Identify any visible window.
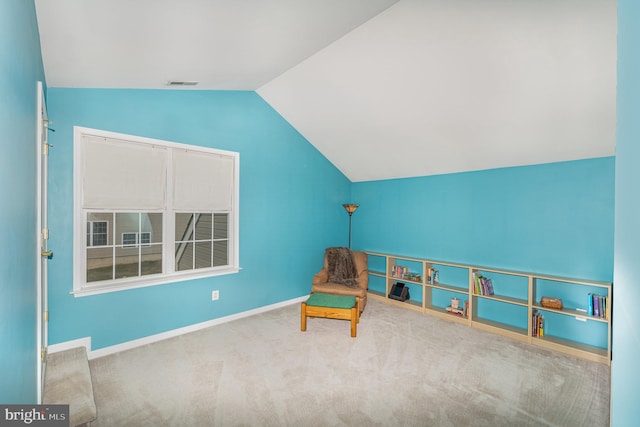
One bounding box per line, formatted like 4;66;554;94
87;221;108;246
121;231;152;248
73;127;239;296
175;212;228;271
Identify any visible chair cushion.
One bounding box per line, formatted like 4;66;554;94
312;281;367;298
306;293;356;309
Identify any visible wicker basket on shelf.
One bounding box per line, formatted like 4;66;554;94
540;296;563;310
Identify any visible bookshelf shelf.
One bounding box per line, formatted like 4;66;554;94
532;305;609;323
471;317;528;338
475;293;528;307
429;282;467;294
365;251;612;365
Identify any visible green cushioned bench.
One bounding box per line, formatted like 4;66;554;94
301;293;359;337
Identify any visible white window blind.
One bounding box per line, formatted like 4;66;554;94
74;126;240;297
172;149;234;211
81;135;168;210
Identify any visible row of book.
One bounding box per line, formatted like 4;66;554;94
472;272;494;296
390;265;410;279
427;268;439;284
588;293;608;319
390;265;421;282
532;309;545;337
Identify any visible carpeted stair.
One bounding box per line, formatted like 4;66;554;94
43;347;97;426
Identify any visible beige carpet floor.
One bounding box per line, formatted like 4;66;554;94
88;298;610;426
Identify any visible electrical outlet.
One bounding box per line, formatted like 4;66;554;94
211;290;219;301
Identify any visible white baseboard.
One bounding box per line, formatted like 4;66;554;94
49;295;307;360
48;337;92;354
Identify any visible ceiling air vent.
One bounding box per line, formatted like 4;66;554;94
167;81;199;86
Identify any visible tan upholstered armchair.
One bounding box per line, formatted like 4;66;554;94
312;248;368;314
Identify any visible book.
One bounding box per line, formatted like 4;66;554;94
484;277;494;295
532;309;545;337
446;305;466;318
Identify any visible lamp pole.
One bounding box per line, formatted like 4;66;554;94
342;204;359;248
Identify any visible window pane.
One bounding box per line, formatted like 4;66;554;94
214;213;228;239
122;232;137;247
87;247;113;282
116;213;139;246
195;241;212;269
213;240;228;266
115;246;139;279
140;232;151;245
87;212;113;246
175;213;193;241
195;213;212;240
176;242;193;271
141;244;162;276
142;213;162;244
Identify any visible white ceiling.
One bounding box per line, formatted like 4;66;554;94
35;0;617;182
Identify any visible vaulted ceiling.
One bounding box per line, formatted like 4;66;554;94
35;0;617;182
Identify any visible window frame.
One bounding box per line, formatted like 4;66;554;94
73;127;240;297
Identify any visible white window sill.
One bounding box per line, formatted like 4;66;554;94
71;266;241;297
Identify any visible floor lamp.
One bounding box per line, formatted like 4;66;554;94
342;204;359;248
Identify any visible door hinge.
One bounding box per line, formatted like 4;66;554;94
44;311;49;322
42;228;49;241
40;346;46;361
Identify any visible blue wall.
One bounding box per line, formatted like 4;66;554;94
45;89;351;349
0;0;46;403
352;158;615;281
612;1;640;425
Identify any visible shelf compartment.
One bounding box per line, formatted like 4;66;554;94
472;269;529;301
425;262;468;287
366;253;387;276
532;305;608;323
387;280;423;305
425;305;469;324
367;274;387;296
472;296;529;333
533;277;610;320
428;286;468;313
531;309;608;350
388;256;424;283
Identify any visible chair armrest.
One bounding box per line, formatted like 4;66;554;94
312;269;329;286
356;269;369;290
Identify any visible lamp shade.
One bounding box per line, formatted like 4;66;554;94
343;203;359;215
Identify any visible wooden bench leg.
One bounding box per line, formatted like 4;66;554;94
350;306;357;337
301;302;307;332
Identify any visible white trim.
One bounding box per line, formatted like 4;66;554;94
73;126;240;295
35;81;45;404
85;296;307;359
48;337;92;354
72;266;242;297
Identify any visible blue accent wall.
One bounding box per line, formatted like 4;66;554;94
352;158;614;281
612;1;640;425
45;88;351;349
0;0;45;403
